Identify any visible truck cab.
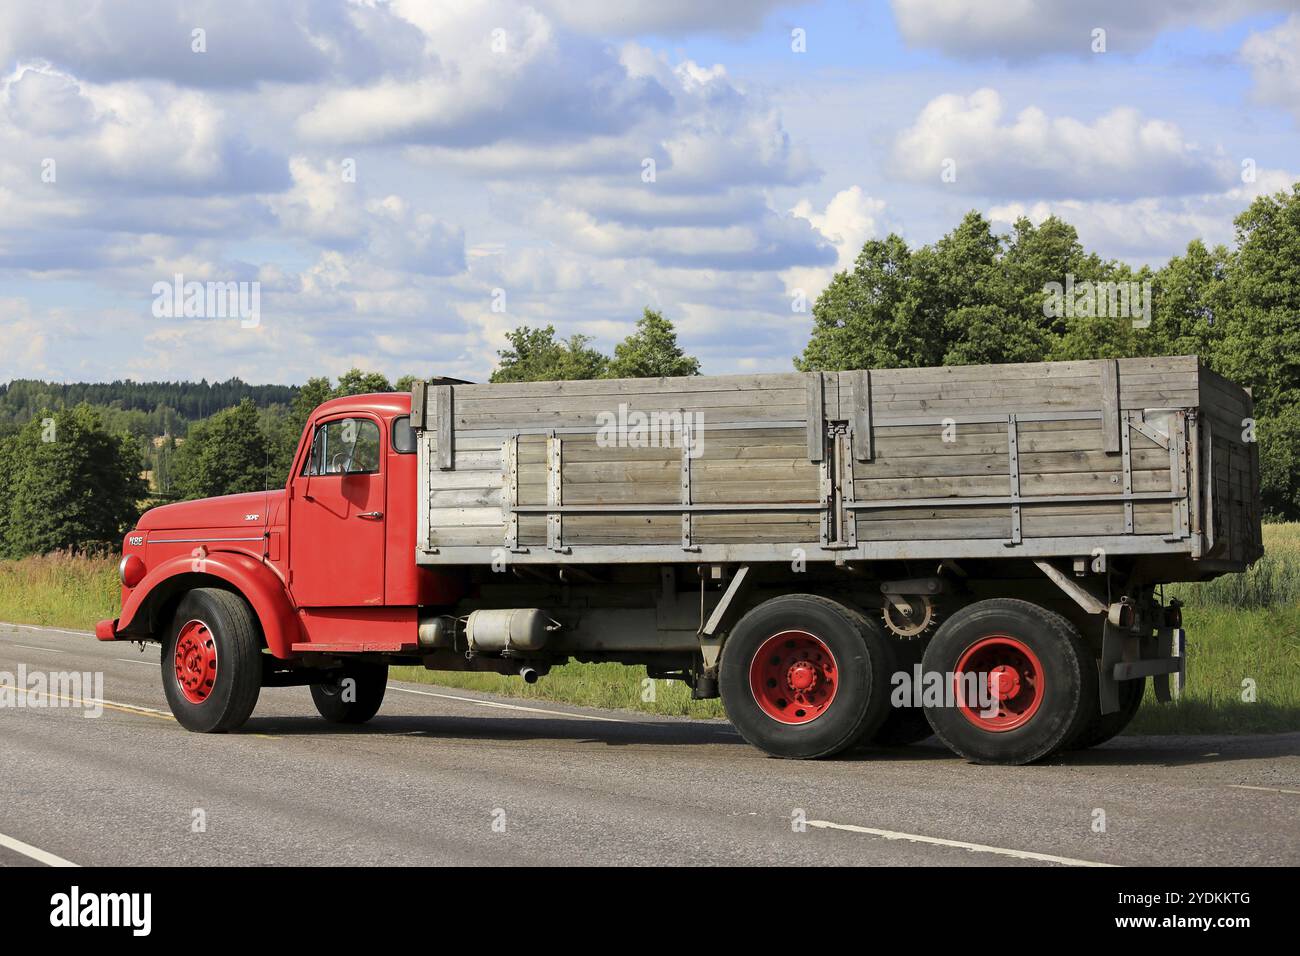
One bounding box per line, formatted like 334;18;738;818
98;392;463;689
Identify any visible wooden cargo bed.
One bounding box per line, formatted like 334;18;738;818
411;356;1263;573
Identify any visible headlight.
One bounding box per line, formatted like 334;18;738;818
119;554;146;588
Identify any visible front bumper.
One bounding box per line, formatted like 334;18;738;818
95;618;118;642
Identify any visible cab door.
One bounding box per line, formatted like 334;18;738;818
288;414;387;606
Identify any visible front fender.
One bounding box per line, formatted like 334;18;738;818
117;551;302;659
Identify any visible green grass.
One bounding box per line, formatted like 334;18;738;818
0;552;121;630
392;661;726;719
3;526;1298;733
1126;604;1300;734
1167;523;1300;609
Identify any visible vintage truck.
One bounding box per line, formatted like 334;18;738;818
95;355;1262;765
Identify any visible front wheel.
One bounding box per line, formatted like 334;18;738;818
720;594;893;759
921;599;1095;765
311;661;388;724
162;588;263;733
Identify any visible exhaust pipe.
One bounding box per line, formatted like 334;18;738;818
519;666;539;684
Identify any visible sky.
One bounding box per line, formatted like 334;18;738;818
0;0;1298;386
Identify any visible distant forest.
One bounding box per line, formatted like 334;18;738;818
0;378;298;429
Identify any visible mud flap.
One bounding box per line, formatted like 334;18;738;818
1153;626;1186;703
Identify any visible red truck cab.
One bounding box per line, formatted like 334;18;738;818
98;392;463;662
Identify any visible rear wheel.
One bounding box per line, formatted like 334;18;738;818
311;661;389;724
921;599;1095;765
720;594;892;759
1071;676;1145;750
162;588;263;733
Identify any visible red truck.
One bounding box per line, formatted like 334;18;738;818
96;356;1262;765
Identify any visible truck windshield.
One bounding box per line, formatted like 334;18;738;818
303;418;381;476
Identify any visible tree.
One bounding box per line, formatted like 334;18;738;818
333;369;393;396
795;234;936;371
1217;184;1300;413
171;399;272;500
2;404;146;557
270;376;334;482
1144;239;1229;362
490;325;608;382
606;309;701;378
1216;184;1300;518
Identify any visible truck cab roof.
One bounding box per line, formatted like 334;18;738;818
311;391;412;419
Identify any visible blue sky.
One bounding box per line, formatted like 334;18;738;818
1;0;1297;386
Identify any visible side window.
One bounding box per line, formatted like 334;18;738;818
301;418;382;476
392;416;416;454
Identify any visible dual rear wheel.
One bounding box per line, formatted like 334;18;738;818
720;594;1141;765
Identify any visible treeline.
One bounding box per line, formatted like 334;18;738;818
0;371;403;556
0;377;298;426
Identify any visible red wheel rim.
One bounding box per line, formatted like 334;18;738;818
748;629;839;725
174;619;218;705
954;634;1044;732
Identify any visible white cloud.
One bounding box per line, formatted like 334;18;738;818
539;0;811;36
0;0;424;88
891;88;1233;199
270;159;464;274
987;166;1299;261
298;2;672;147
0;64;288;197
889;0;1293;59
784;186;887;302
1242;14;1300;123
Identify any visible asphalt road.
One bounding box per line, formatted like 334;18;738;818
1;621;1297;867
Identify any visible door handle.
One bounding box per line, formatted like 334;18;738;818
357;511;384;520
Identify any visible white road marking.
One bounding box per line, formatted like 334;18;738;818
390;685;629;723
115;658;156;667
1229;784;1300;796
0;622;92;637
9;643;65;653
806;820;1117;867
0;831;79;867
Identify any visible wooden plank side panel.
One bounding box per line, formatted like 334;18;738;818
419;356;1218;560
855;506;1010;541
694;513;821;544
834;356;1199;419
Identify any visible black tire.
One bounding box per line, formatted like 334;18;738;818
162;588;263;733
1070;676;1145;750
720;594;893;759
921;599;1096;765
310;661;389;724
869;636;934;747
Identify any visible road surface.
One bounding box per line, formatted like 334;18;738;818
1;621;1296;866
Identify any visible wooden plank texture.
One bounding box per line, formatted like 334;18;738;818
415;355;1260;566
